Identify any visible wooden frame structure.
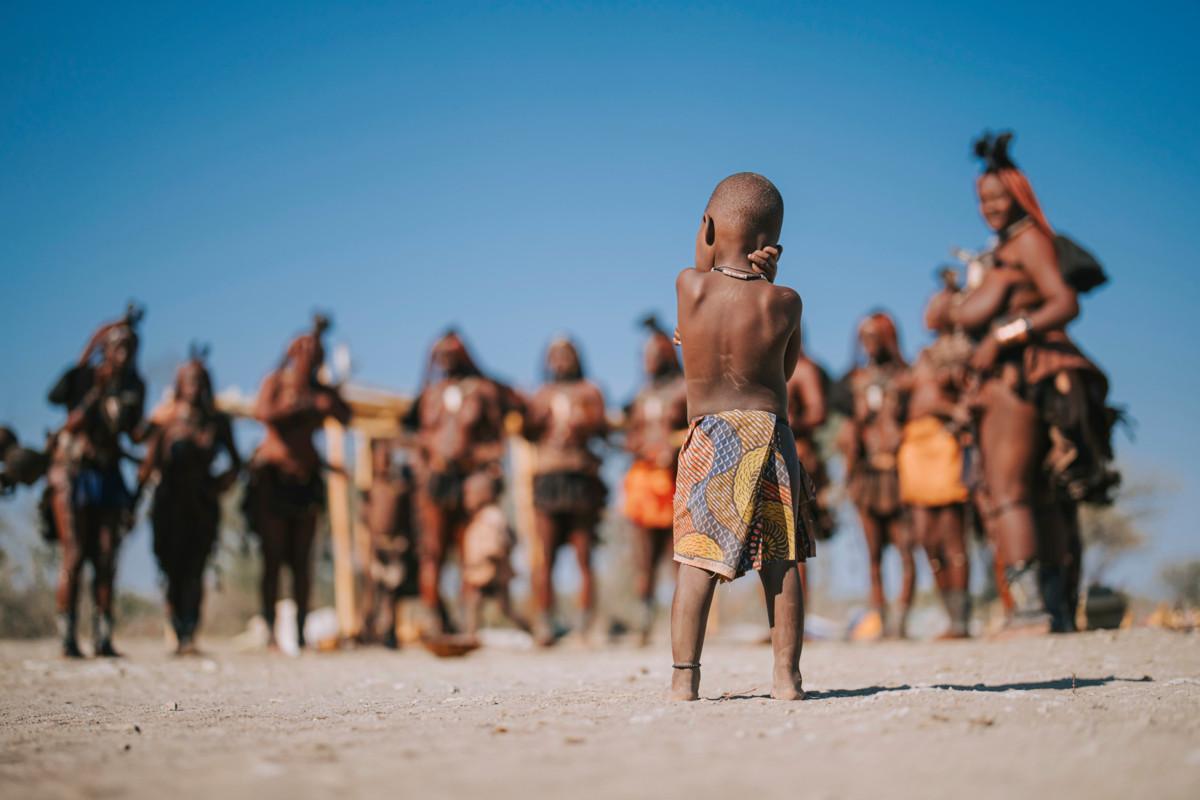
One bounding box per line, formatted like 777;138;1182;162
219;382;549;640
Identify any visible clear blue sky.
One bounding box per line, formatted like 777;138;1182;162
2;1;1197;596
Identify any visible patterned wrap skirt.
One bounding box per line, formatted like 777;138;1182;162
672;410;816;581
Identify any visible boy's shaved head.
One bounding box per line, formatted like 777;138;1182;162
706;172;784;241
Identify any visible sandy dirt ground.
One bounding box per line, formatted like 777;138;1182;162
1;629;1198;800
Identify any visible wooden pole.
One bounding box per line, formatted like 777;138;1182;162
352;430;373;575
324;419;358;639
505;414;541;577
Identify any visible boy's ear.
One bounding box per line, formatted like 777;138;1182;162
703;214;716;247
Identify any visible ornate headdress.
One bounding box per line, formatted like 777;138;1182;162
176;342;216;412
973;130;1054;238
283;313;331;369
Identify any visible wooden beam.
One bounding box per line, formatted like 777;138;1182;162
324;419;358;639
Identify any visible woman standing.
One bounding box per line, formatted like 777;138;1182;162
948;132;1111;632
139;349;240;654
840;312;914;638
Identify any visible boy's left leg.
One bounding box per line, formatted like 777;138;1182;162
759;561;805;700
669;564;718;701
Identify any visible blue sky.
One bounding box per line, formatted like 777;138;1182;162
2;1;1197;596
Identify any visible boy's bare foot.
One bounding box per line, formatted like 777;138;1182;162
771;667;806;701
669;664;700;701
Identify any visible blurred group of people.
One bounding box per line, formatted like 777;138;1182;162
2;310;242;656
0;130;1121;657
0;309;687;655
837;133;1119;638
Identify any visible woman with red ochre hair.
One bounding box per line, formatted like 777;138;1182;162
839;310;915;639
945;132;1112;634
244;316;351;650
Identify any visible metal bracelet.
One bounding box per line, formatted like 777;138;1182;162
994;315;1032;346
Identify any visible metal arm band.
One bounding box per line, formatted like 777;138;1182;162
994;315;1032;346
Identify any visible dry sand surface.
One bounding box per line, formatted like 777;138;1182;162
2;629;1198;799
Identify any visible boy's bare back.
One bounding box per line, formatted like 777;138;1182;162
676;268;801;419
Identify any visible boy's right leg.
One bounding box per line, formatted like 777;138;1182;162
760;561;806;700
669;564;718;701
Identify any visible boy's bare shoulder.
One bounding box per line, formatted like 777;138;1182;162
767;283;803;322
770;283;802;306
675;266;702;294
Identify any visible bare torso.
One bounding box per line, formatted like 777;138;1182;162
417;376;506;474
254;368;349;479
52;366;146;471
849;362;906;460
145;403;236;490
525;379;607;474
626;375;687;467
907;334;971;421
675;268;801;419
956;223;1059;336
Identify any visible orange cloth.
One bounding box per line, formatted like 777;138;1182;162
623;460;676;530
897;416;968;507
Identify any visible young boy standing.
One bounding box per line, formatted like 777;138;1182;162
670;172;817;701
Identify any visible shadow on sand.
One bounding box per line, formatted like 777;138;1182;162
710;675;1153;702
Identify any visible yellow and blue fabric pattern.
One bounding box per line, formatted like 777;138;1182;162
672;410;816;580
